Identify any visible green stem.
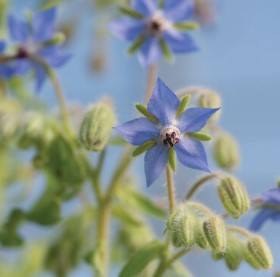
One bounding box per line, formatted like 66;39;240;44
185;172;221;200
105;146;133;203
146;64;157;103
227;225;252;239
166;165;175;212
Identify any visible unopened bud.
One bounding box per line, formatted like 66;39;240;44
167;204;196;248
218;175;250;218
213;132;240;170
245;236;273;270
52;32;66;44
79;101;116;151
198;91;221;121
203;216;227;253
196;219;210;249
224;234;244;271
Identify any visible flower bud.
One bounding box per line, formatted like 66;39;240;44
79;101;116;151
213;132;240;170
224;234;244;271
245;236;273;270
218;175;250;218
203;216;227;253
51;32;66;45
198;91;221;121
167;204;197;248
195;219;210;249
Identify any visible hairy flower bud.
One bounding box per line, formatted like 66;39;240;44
168;204;196;248
245;236;273;270
224;234;245;271
79;101;116;151
213;132;240;170
203;216;227;253
218;176;250;218
196;219;210;249
198;91;221;121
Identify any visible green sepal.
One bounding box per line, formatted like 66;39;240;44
128;35;146;55
108;136;127;145
135;103;158;123
176;95;191;118
174;21;199;31
119;6;144;19
187;132;212;141
119;240;165;277
132;140;156;157
168;148;176;171
159;39;173;61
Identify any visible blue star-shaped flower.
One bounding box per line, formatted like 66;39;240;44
0;7;70;89
114;78;219;187
110;0;198;66
250;188;280;231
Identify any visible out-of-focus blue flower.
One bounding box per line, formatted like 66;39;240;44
110;0;198;67
250;188;280;231
0;7;70;89
114;78;219;187
0;41;16;78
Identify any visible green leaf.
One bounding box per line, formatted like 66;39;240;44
159;39;173;61
168;148;176;171
113;205;143;226
118;187;166;219
187;132;212;141
176;95;191;118
170;262;194;277
119;6;144;19
174;21;199;31
132;140;156;157
135;104;158;123
128;35;146;55
119;240;165;277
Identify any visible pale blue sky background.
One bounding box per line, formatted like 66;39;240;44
8;0;280;276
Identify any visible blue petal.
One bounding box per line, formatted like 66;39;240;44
163;0;194;22
33;7;56;42
147;78;180;125
0;40;6;53
163;30;198;53
262;188;280;205
131;0;157;16
0;64;15;78
144;143;168;187
14;59;31;75
250;209;280;231
178;107;220;134
8;16;30;43
114;117;160;146
33;64;47;90
39;46;71;67
175;137;210;172
109;19;146;41
138;36;161;67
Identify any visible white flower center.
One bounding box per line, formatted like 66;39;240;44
160;125;181;148
147;12;172;35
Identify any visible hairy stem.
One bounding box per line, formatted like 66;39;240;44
166;165;175;212
227;225;252;239
185;172;222;200
146;64;157;103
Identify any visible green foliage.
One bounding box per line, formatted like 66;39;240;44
119;240;165;277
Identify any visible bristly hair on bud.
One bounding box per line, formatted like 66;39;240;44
213;132;240;170
79;101;116;152
202;216;227;253
167;204;197;248
218;175;250;219
245;235;274;270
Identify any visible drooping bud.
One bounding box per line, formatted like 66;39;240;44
79;101;116;151
196;219;210;249
51;32;66;45
203;216;227;253
217;175;250;218
213;132;240;170
224;234;245;271
245;236;273;270
198;91;221;122
167;204;197;248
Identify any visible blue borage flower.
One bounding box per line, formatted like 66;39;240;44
110;0;198;67
114;78;219;187
250;188;280;231
0;7;70;89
